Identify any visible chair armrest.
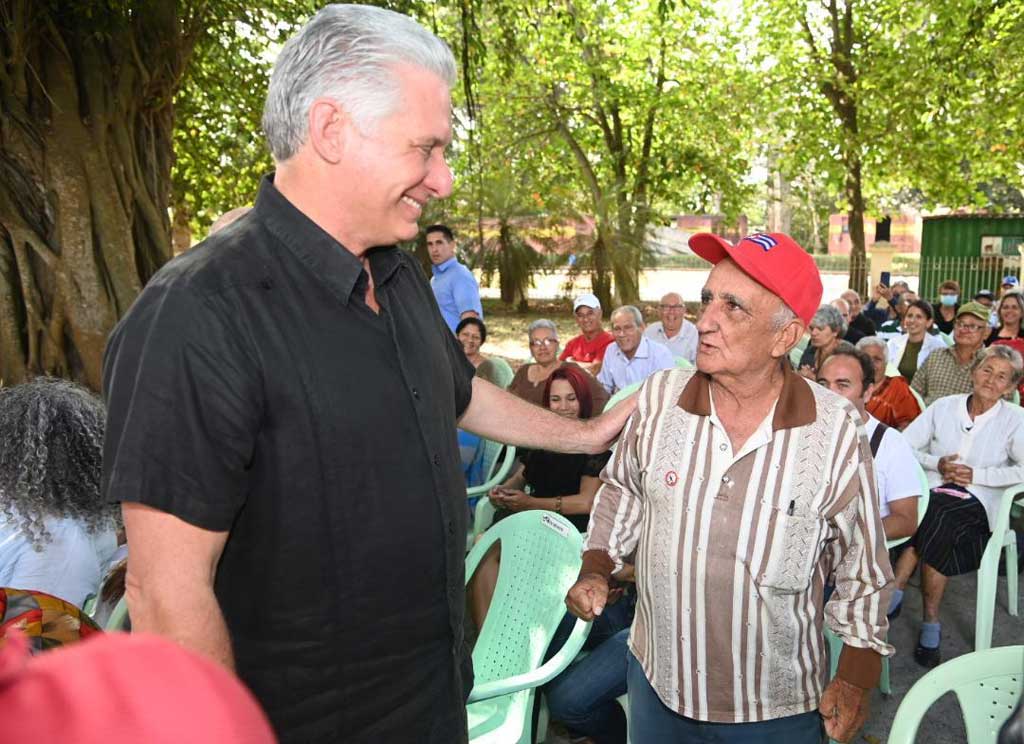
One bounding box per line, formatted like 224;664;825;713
466;445;517;499
467;617;592;703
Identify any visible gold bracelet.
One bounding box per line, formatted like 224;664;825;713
555;496;562;514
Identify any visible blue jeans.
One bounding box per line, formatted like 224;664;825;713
543;593;636;744
627;652;825;743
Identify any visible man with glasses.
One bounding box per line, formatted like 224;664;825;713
911;302;990;405
597;305;674;394
645;292;697;363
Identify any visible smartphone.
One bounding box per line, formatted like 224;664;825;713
880;271;891;287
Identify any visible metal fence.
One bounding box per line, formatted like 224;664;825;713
918;255;1021;302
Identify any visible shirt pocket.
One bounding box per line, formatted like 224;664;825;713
755;507;825;595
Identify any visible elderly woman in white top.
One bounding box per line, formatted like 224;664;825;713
895;345;1024;668
0;378;119;607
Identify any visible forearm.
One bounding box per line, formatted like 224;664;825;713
882;512;916;540
125;573;234;669
461;378;623;454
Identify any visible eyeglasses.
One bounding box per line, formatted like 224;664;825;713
530;338;558;347
659;304;684;311
954;321;987;332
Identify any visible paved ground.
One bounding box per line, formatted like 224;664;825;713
542;569;1023;743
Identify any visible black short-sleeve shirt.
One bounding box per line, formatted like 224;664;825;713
102;176;475;743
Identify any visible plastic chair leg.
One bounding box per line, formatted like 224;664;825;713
879;655;891;696
976;563;997;651
1006;531;1019;618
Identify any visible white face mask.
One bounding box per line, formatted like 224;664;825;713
940;295;958;307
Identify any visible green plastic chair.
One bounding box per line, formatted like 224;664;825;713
975;484;1024;650
674;357;693;369
487;357;515;389
788;345;804;369
909;385;927;413
465;511;592;744
81;593;97;618
605;381;642;411
888;645;1024;744
467;440;518;503
940;332;954;347
104;595;130;631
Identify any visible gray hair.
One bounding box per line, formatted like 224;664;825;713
856;336;888;354
0;378;118;550
811;304;847;336
262;4;457;162
611;305;644;327
527;319;558;339
979;344;1024;385
770;303;798;332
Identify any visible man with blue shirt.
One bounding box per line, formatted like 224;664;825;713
427;224;482;332
598;305;675;394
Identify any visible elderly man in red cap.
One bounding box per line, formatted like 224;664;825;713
566;233;894;743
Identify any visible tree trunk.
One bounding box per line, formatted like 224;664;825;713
0;2;187;390
591;230;613;311
497;222;516;305
846;156;868;296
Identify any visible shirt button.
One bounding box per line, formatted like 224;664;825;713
719;443;727;451
433;454;441;466
447;520;455;536
412;387;421;399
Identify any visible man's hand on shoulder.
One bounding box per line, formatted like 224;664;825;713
819;677;871;743
584;392;636;452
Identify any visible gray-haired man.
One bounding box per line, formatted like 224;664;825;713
103;6;632;742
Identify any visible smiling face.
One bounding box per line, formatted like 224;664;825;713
658;293;685;335
972;356;1016;404
574;306;602;336
457;323;482;358
696;259;799;379
903;305;930;338
547;378;581;419
426;230;455;265
1000;295;1024;328
338;64;453;250
529;327;559;364
611;310;644;357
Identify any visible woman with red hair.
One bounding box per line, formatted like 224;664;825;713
469;365;612;627
488;365;606;531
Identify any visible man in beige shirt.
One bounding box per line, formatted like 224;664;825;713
567;233;894;743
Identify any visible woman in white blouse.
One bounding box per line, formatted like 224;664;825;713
895;345;1024;668
886;299;946;383
0;378;119;607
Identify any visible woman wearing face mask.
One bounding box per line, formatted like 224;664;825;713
932;280;960;335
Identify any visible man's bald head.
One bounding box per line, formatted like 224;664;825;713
658;292;685;335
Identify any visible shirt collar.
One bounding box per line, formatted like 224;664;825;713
677;361;817;431
254;174;402;305
432;257;458;275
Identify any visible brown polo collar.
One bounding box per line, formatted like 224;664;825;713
677;362;817;431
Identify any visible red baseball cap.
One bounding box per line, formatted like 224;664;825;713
689;232;822;325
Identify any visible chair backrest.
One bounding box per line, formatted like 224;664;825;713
478;439;507;484
888;645;1024;744
488;357;515;389
466;511;584;688
886;464;931;550
909;385;926;412
940;332;954;347
605;381;642;410
788;346;803;369
674;357;693;369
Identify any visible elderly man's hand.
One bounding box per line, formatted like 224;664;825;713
565;573;610;620
585;393;637;452
819;677;871;743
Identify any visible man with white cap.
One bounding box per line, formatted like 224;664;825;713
566;232;894;743
561;293;615;376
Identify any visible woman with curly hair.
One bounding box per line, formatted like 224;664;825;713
0;378;119;607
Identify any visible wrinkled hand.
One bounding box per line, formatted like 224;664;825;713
586;394;637;452
937;454;972;486
819;677;871;743
565;573;609;620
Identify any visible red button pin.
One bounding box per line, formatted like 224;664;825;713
665;470;679;487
